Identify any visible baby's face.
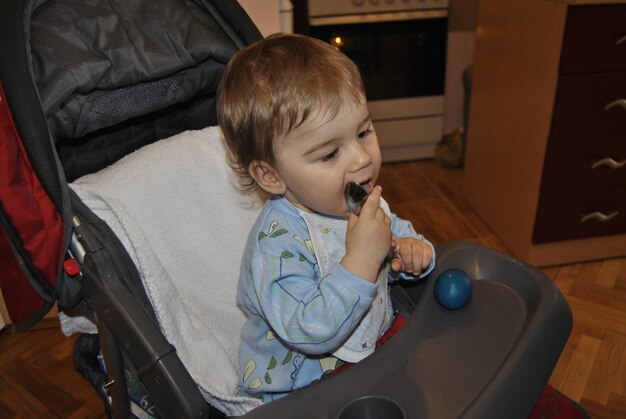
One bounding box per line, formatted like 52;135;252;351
274;99;381;218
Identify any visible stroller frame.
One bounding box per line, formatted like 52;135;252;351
71;196;212;418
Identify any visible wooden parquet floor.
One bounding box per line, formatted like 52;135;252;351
0;324;105;418
1;159;625;418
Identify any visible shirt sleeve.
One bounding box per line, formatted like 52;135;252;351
241;216;378;355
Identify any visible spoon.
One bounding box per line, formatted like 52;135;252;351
344;182;369;215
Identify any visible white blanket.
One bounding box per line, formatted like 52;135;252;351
70;126;264;415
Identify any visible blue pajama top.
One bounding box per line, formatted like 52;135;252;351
236;196;435;402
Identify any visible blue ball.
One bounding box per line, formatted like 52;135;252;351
434;268;473;310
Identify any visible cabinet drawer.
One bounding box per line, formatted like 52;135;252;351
533;186;626;243
541;135;626;191
560;5;626;74
550;73;626;137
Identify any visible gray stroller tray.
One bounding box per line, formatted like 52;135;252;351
241;241;571;418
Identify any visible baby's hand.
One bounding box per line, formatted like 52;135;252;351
341;186;392;282
390;237;433;276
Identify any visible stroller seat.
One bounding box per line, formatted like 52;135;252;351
70;126;264;416
70;124;571;418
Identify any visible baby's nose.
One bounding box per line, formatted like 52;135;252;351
350;144;372;172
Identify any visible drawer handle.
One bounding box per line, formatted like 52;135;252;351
617;35;626;45
591;157;626;170
604;98;626;111
580;211;619;223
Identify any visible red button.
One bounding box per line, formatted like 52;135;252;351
63;258;80;276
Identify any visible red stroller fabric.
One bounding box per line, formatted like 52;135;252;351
0;82;64;325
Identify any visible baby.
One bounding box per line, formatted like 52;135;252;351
217;33;435;402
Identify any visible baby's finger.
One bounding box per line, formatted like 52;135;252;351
390;257;403;272
410;245;423;275
359;186;382;218
346;212;359;229
410;241;432;275
421;244;433;270
401;243;415;273
400;241;422;275
391;235;398;250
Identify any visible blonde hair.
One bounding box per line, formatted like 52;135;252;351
217;33;366;191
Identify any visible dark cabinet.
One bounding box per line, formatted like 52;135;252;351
464;0;626;266
533;5;626;243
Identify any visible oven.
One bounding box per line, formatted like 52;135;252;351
306;0;449;161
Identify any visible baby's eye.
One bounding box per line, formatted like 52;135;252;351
357;128;372;142
320;149;338;162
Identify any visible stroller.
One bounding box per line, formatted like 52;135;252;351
0;0;575;417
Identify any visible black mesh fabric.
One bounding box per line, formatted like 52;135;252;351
58;96;217;181
28;0;261;178
81;79;186;137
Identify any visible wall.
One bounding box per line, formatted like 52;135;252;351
239;0;293;37
443;0;478;134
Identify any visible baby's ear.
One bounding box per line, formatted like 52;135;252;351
248;160;286;195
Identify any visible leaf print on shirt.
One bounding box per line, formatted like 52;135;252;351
267;356;278;370
319;355;341;374
264;356;278;384
282;350;294;365
294;235;315;257
249;378;262;389
243;359;256;383
258;220;288;241
281;251;293;259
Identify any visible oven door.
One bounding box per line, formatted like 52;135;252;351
310;11;447;101
309;11;448;161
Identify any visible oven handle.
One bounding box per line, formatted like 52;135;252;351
309;9;448;27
